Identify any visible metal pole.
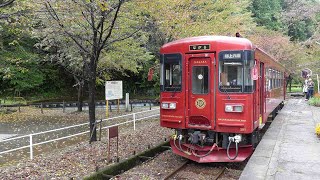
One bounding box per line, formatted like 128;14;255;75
108;128;110;162
63;101;66;113
41;103;43;114
117;99;120;113
106;100;109;118
99;119;102;141
133;113;136;131
125;93;129;112
316;74;319;94
29;135;33;160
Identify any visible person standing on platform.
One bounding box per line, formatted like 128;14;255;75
307;78;315;100
303;75;309;100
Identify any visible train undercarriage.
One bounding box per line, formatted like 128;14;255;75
170;129;260;162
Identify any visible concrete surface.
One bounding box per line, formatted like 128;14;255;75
240;98;320;180
0;134;17;141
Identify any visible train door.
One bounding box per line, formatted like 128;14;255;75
186;54;215;129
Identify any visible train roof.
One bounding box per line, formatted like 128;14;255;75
254;47;287;72
161;35;288;73
161;36;253;50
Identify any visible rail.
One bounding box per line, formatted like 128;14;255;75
0;108;160;160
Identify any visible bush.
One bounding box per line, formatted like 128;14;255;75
308;95;320;107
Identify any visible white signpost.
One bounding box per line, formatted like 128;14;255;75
105;81;123;100
105;81;123;117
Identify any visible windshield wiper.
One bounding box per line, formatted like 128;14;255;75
171;85;180;97
221;86;231;100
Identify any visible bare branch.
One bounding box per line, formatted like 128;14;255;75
108;27;142;45
0;0;15;8
99;0;123;52
45;1;90;54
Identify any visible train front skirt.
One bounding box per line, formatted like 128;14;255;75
170;139;253;163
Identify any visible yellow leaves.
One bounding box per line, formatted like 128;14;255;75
97;0;109;12
316;123;320;136
132;0;253;39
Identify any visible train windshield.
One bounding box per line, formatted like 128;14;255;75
160;53;182;92
219;50;254;93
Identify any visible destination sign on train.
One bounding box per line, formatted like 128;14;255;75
222;52;242;60
189;44;210;51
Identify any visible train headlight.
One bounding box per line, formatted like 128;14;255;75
161;102;176;109
169;103;176;109
162;103;169;109
225;104;243;113
225;105;233;112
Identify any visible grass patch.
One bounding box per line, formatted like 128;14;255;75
287;86;302;93
0;97;27;105
308;94;320;107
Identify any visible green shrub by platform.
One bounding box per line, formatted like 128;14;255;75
308;97;320;107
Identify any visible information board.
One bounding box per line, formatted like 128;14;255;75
105;81;123;100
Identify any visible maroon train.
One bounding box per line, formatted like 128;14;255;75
159;36;287;162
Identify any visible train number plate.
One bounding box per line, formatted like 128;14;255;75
189;44;210;51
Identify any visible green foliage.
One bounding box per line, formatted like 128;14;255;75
0;0;319;101
287;19;315;41
286;85;302;93
137;0;255;39
250;0;283;30
308;97;320;107
0;26;45;94
281;0;320;42
0;97;26;105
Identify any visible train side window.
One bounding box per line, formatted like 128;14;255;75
192;66;209;94
160;53;182;92
243;57;254;92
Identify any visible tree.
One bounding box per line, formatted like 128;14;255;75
251;0;283;30
0;0;15;8
36;34;87;111
248;27;302;72
135;0;255;40
43;0;145;142
0;1;48;96
281;0;320;41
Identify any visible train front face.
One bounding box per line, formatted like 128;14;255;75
160;36;258;163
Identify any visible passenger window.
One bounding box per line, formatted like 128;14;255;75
192;66;209;94
219;61;243;92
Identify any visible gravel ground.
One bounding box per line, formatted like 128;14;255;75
113;149;243;180
111;150;186;180
0;106;173;179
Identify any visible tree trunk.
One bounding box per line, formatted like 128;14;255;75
88;79;97;142
77;80;83;112
88;62;97;142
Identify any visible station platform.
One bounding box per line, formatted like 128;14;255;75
240;98;320;179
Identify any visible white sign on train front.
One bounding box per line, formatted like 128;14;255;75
105;81;123;100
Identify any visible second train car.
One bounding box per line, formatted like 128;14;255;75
159;36;286;162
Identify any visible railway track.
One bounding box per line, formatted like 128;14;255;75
164;161;227;180
163;160;189;180
87;117;273;180
88;146;244;180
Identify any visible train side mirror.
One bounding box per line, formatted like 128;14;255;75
251;66;258;80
